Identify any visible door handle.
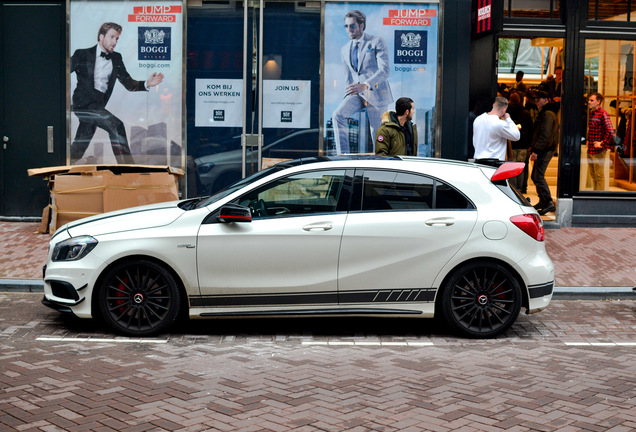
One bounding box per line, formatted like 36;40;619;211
303;222;333;231
425;217;455;227
2;136;7;150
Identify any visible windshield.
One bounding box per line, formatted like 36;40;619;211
194;165;281;209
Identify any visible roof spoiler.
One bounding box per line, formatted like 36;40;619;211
491;162;525;181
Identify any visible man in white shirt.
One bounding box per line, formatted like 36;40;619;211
472;96;520;161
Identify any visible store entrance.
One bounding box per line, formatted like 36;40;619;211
186;0;321;197
497;37;564;217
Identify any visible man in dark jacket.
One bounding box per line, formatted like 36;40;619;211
530;91;559;215
507;92;533;191
71;22;164;164
375;97;418;156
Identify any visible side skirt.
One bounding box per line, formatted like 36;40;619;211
197;308;424;318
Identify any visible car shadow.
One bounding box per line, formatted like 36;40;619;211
170;315;455;339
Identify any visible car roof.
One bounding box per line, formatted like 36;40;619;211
274;155;495;172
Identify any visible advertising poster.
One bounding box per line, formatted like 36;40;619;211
69;0;183;166
195;79;244;128
324;3;438;156
263;80;311;128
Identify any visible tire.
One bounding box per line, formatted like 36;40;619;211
97;259;181;337
440;261;522;338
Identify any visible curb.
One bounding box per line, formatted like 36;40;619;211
0;280;634;300
552;286;636;300
0;280;44;293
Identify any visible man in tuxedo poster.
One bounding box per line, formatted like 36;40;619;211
332;9;393;154
70;22;164;164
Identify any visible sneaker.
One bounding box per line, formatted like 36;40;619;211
538;203;556;215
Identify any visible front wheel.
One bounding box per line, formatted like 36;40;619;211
440;261;522;338
97;259;181;336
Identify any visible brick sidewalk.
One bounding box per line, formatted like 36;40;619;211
1;221;635;287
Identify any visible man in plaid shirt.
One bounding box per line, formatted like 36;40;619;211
587;93;616;190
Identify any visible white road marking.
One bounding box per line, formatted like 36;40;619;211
302;341;434;346
565;342;636;346
37;336;168;344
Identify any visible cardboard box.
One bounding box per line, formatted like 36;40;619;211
28;164;184;233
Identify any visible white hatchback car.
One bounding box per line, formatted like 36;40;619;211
42;156;554;338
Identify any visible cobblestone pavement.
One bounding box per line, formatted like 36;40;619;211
2;221;636;288
1;292;636;431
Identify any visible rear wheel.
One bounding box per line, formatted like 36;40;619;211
440;261;522;338
97;259;181;336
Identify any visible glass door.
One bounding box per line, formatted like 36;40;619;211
187;0;321;197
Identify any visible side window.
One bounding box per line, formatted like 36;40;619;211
362;171;434;210
436;181;473;209
360;170;474;211
238;170;346;218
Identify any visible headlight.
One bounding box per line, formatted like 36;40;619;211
197;162;215;174
52;236;98;262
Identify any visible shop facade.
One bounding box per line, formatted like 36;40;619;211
1;0;635;226
471;0;636;226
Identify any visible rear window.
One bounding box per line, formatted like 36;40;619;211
494;180;530;206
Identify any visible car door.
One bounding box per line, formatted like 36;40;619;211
196;168;351;309
338;169;478;305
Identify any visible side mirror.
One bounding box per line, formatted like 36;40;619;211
218;203;252;223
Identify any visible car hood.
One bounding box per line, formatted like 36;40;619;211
60;201;185;237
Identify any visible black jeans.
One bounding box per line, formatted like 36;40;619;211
531;149;555;205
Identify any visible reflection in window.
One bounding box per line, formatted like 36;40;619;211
581;40;636;193
239;170;346;218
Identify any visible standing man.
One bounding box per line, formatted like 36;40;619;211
506;92;533;191
71;22;164;164
529;91;560;215
587;92;616;190
472;96;520;162
511;71;527;97
332;10;393;154
375;97;417;156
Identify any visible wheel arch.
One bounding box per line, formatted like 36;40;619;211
434;257;529;313
91;254;190;321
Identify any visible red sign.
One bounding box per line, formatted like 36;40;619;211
476;0;492;33
383;9;436;26
128;5;182;23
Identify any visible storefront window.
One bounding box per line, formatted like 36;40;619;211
581;40;636;192
588;0;636;22
323;3;439;157
504;0;560;19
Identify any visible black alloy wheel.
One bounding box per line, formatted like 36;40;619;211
97;259;181;336
440;261;522;338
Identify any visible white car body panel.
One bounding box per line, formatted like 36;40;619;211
196;213;347;296
338;210;478;295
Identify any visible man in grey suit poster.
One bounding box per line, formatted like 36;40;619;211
333;10;393;154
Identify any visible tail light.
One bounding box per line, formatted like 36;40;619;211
510;214;545;241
